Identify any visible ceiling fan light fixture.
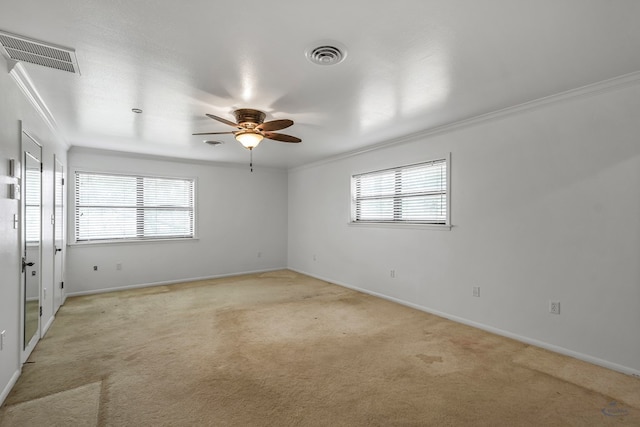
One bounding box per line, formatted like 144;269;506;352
235;131;263;149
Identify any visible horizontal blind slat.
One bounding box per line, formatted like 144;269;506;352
352;159;447;224
75;172;194;242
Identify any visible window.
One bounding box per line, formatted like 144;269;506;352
25;166;41;243
351;158;448;225
74;172;195;242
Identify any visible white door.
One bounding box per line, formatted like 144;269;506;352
21;131;42;363
53;156;64;313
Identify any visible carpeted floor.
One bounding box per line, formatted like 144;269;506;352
1;270;638;426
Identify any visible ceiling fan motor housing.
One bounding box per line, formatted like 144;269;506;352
234;109;266;128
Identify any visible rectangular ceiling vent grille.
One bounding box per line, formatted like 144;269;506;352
0;31;79;74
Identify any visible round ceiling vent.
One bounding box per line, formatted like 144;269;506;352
306;42;347;66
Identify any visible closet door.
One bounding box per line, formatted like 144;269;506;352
21;130;42;362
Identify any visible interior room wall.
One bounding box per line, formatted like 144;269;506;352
0;59;68;404
66;148;288;295
287;80;640;375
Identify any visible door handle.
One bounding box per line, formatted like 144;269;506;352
55;247;62;252
22;257;35;273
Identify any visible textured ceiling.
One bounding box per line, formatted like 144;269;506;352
1;0;640;168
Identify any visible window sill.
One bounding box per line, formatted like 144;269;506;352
348;222;452;231
69;237;199;247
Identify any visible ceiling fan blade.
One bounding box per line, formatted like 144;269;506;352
257;119;294;132
192;131;236;135
205;113;241;128
264;132;301;143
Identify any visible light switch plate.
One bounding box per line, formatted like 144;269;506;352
10;183;20;200
9;159;18;177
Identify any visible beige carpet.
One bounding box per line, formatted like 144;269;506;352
1;382;101;426
1;270;638;426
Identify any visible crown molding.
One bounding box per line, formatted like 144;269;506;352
291;70;640;173
8;62;69;148
68;146;287;172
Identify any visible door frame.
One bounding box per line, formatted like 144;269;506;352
53;155;65;313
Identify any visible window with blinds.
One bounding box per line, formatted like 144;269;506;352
352;159;448;225
54;165;63;241
25;167;41;243
74;172;195;242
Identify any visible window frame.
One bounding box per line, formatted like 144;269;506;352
349;154;451;229
71;169;197;245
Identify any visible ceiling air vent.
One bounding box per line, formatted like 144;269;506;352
0;30;80;74
306;42;347;66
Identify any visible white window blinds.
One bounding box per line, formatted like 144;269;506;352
54;166;63;240
352;159;447;224
25;167;41;243
74;172;195;242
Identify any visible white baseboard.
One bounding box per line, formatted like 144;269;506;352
41;314;55;337
0;368;21;407
289;268;640;378
66;267;287;297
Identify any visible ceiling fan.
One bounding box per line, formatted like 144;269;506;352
194;109;301;171
193;108;301;149
193;108;302;172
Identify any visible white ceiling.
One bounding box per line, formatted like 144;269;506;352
1;1;640;169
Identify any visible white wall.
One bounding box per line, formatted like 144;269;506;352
66;148;288;294
0;59;68;404
288;80;640;375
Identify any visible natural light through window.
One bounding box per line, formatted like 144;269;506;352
74;171;195;242
351;158;448;225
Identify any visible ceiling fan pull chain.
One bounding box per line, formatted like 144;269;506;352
250;147;253;172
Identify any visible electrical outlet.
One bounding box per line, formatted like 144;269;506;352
313;254;317;261
390;270;396;278
549;300;561;315
116;263;122;270
473;286;480;297
257;251;262;258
